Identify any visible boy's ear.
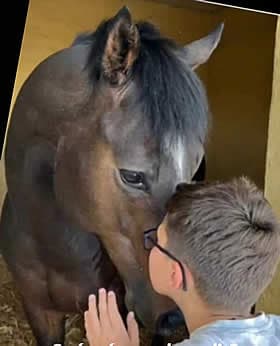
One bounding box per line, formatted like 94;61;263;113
171;261;195;291
171;261;185;290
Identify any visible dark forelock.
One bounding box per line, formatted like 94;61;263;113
79;19;210;153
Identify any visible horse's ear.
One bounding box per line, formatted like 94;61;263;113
102;6;140;85
184;23;224;70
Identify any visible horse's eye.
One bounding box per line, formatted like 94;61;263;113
119;169;147;190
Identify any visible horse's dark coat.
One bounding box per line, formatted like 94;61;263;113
0;6;223;346
83;19;209;154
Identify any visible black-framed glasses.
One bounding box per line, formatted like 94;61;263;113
144;228;187;291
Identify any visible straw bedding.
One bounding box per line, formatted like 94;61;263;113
0;255;186;346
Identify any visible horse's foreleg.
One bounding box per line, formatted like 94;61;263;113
22;299;65;346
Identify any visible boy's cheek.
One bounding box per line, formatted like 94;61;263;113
148;249;157;284
148;249;155;274
149;249;165;293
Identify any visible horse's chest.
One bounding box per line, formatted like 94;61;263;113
46;248;124;313
47;269;94;312
47;268;106;313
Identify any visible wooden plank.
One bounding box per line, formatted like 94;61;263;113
257;17;280;314
143;0;223;12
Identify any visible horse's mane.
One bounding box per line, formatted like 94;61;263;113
73;20;210;154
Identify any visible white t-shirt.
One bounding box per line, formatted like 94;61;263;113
173;312;280;346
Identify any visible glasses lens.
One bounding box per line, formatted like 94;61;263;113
144;236;154;250
144;229;157;250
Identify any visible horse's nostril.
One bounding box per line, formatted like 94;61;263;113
155;307;186;336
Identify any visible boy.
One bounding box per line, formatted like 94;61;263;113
84;176;280;345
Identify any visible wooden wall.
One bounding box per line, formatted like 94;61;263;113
1;0;280;313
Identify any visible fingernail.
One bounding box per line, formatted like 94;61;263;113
108;290;114;296
99;288;105;294
89;294;95;301
128;311;135;320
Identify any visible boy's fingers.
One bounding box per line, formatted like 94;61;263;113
84;311;93;341
107;291;126;329
98;288;111;329
127;311;140;345
87;294;100;333
85;296;101;346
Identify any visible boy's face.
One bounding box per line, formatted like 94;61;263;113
148;217;184;297
148;220;169;294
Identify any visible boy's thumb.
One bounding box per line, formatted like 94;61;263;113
127;311;140;345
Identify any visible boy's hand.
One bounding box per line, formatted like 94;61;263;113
84;288;140;346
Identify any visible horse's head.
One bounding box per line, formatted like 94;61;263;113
54;7;223;333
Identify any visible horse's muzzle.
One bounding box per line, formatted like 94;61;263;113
155;307;188;337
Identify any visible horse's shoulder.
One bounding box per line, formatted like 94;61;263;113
11;44;92;122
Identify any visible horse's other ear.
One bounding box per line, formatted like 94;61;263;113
102;6;140;85
184;22;224;70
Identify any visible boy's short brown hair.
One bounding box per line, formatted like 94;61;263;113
166;176;280;312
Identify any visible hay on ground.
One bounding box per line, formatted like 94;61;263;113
0;255;186;345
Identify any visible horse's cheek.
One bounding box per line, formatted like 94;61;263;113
53;143;96;228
